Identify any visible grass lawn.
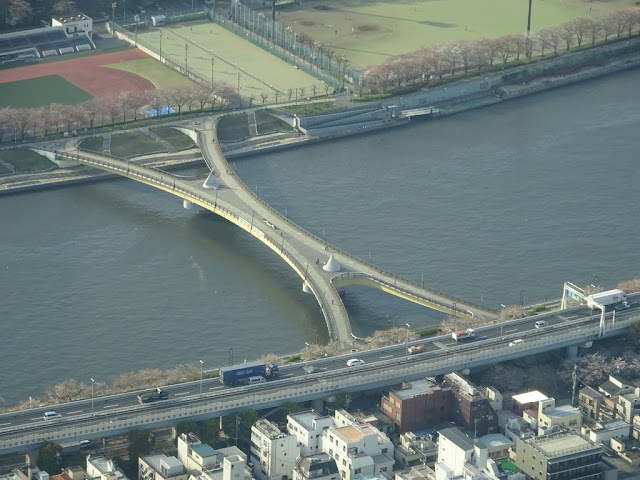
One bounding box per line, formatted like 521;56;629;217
0;75;92;108
110;131;168;158
136;22;322;99
78;137;103;153
0;148;55;173
107;58;197;89
276;0;631;68
150;126;196;150
255;110;295;134
217;113;251;143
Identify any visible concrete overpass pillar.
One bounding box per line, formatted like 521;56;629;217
566;345;579;359
311;398;324;413
183;199;203;212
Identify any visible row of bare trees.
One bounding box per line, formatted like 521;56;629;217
364;7;640;93
0;83;241;143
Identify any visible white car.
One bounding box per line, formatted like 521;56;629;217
347;358;365;367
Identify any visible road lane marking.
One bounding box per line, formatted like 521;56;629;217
103;404;119;409
174;392;190;396
0;423;11;426
380;355;394;359
67;410;84;414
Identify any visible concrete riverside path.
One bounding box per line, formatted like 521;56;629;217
47;116;497;349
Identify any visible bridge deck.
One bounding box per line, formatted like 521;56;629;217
50;116;497;348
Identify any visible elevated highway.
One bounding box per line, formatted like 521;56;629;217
1;302;638;454
41;115;496;348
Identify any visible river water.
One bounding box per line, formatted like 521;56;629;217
1;69;639;404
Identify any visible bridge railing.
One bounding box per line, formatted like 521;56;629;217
54;148;340;341
208;122;495;316
331;272;472;316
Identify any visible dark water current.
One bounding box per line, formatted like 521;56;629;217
1;69;639;403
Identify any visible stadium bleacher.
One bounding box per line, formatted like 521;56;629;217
0;26;94;62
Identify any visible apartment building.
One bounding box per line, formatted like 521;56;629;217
322;422;394;480
288;410;335;456
139;455;187;480
86;455;129;480
292;453;338;480
514;431;603;480
381;379;452;433
250;419;299;480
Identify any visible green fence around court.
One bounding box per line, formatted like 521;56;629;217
114;9;342;107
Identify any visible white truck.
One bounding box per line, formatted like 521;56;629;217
586;289;629;310
452;328;475;341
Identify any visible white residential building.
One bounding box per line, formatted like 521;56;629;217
321;422;394;480
288;410;335;456
582;419;631;445
435;429;523;480
292;453;339;480
435;428;475;480
139;455;188;480
86;455;130;480
251;419;299;480
536;398;581;436
178;434;221;472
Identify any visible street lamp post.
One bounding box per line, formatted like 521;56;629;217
90;378;95;416
304;342;310;372
211;57;215;88
199;359;204;396
111;2;117;36
184;43;189;74
134;14;139;45
405;323;411;358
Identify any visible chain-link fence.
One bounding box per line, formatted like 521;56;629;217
209;4;360;88
113;9;346;107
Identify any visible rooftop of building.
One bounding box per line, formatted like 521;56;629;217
88;455;121;474
512;391;548;405
296;453;338;474
392;379;445;400
289;410;327;429
476;433;513;449
593;419;631;431
334;423;382;443
191;444;217;458
53;13;91;23
254;418;288;439
541;404;580;418
526;432;599;456
438;427;474;451
142;454;184;475
580;385;603;399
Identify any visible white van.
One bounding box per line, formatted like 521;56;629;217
535;320;548;329
43;411;60;420
247;376;266;385
509;339;524;347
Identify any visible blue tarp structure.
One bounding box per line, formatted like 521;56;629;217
146;106;177;117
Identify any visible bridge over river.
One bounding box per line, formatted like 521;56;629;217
42;117;497;348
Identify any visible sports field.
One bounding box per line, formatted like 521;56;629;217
0;50;159;108
137;21;323;99
276;0;631;68
0;75;91;108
